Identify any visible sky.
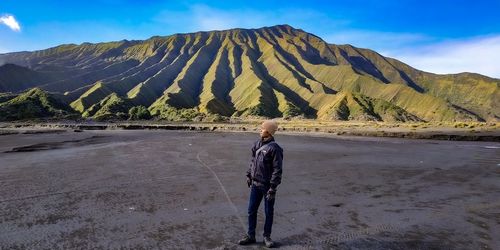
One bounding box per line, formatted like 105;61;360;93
1;0;499;78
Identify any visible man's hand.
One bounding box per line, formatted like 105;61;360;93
246;177;252;188
265;188;276;201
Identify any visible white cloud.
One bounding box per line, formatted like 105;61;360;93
155;5;275;32
322;29;500;78
154;5;348;34
0;14;21;32
191;6;229;30
323;30;431;51
384;35;500;78
192;5;261;31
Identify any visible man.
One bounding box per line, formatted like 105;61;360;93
238;120;283;248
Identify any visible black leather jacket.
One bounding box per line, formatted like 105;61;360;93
246;136;283;189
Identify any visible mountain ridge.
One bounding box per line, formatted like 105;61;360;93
0;24;498;122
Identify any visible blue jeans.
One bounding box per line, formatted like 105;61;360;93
247;183;275;238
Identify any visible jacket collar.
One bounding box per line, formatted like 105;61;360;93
260;136;275;145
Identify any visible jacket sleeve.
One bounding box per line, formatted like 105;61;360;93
270;146;283;189
246;142;257;178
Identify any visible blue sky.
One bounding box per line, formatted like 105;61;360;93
1;0;499;77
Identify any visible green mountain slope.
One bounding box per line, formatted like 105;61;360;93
320;91;422;122
0;88;76;121
0;25;498;122
82;92;132;120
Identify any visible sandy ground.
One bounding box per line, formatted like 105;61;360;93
0;129;499;249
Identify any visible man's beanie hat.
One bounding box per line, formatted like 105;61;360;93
262;120;278;135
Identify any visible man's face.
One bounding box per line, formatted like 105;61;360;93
260;124;271;139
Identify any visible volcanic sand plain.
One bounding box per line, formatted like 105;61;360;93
0;129;499;249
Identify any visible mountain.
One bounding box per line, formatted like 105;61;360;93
0;25;498;122
0;64;56;92
81;92;133;120
0;88;77;121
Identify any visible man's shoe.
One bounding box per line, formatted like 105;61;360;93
264;236;275;248
238;234;256;245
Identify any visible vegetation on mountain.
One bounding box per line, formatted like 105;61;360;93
128;105;151;120
0;88;77;121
